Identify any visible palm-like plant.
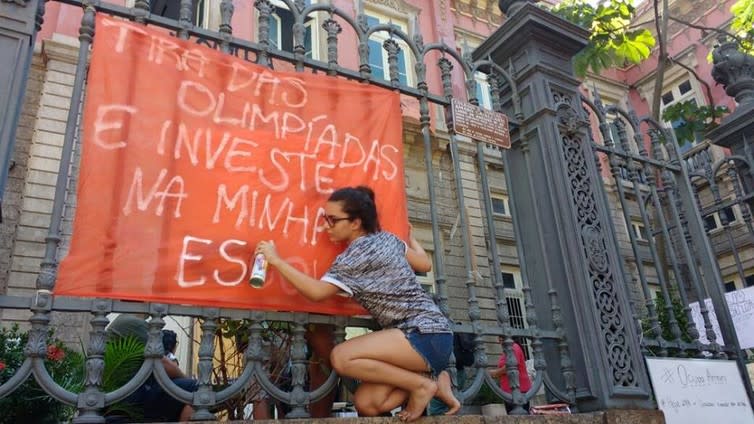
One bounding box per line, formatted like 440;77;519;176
99;335;148;421
102;335;145;391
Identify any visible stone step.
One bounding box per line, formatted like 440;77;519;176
144;409;665;424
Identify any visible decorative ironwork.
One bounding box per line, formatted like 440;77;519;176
323;18;342;75
383;38;401;86
9;0;749;419
555;93;589;136
76;302;109;424
177;0;193;39
711;39;754;104
254;0;274;68
218;0;234;53
557;92;639;388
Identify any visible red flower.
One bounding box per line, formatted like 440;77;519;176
0;361;5;372
46;345;65;362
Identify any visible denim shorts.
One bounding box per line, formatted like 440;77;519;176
405;331;452;376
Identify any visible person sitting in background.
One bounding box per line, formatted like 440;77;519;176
107;315;198;422
488;336;532;414
162;329;179;365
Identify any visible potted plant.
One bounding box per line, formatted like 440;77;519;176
468;382;507;417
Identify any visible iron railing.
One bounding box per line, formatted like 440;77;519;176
0;0;577;421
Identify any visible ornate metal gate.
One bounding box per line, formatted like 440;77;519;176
0;0;749;422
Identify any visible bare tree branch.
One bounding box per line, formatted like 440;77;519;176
668;15;741;44
651;0;669;121
667;55;725;124
628;18;658;30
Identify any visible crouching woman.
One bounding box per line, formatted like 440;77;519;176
256;186;459;422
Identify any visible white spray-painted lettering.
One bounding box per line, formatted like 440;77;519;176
214;239;248;286
177;236;212;287
99;17;403;293
93;104;138;150
123;167;187;218
177;236;247;287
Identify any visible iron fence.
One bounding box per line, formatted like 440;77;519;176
3;0;752;421
584;90;753;383
0;0;577;421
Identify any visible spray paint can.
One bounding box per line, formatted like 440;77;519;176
249;253;267;288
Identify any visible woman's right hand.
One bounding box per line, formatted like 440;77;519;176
255;240;281;267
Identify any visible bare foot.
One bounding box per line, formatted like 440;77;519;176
397;379;437;422
436;371;461;415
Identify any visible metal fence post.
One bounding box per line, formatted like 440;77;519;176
473;3;654;410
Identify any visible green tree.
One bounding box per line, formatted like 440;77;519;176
0;324;85;424
549;0;754;143
642;290;695;357
551;0;655;78
731;0;754;53
653;291;693;344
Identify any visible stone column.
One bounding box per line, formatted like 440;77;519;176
0;0;43;216
2;35;89;345
474;2;654;410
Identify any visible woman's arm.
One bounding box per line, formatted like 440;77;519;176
256;241;342;301
488;367;506;378
162;356;186;379
406;225;432;273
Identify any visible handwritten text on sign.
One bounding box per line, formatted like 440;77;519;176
451;99;510;148
54;16;408;315
689;285;754;349
645;358;754;424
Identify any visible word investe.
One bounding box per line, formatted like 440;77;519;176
96;18;400;288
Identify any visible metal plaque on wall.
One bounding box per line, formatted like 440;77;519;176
451;98;511;148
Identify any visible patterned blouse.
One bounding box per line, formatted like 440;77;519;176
322;231;451;334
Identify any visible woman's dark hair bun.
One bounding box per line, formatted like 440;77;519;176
355;185;375;203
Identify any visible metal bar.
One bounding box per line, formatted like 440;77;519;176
51;0;453;105
587;96;663;350
616;120;683;346
664;131;754;404
593;143;682;171
36;1;94;291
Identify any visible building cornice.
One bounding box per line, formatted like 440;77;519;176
42;34;80;65
450;0;503;27
365;0;420;15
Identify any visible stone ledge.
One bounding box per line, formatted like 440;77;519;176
145;409;664;424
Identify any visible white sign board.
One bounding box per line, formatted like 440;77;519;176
689;285;754;349
646;357;754;424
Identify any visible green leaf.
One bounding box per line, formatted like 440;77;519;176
731;0;754;54
549;0;657;75
660;101;730;145
573;45;615;77
102;335;146;391
613;34;652;63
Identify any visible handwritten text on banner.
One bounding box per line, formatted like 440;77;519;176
54;16;408;315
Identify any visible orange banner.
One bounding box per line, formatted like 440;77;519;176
55;16;407;315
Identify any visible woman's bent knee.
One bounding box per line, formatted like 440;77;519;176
330;343;349;374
